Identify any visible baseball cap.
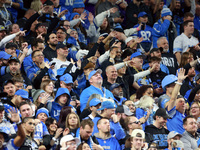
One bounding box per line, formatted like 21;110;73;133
88;69;102;80
153;108;171;119
97;101;115;111
56;43;72;50
131;129;145;139
89;98;101;107
138;12;148;18
0;51;11;59
0;25;6;32
149;47;163;54
114;25;124;33
3;79;14;88
60;73;73;84
44;0;54;6
60;134;80;146
56;26;67;33
116;105;134;116
167;131;182;140
0;102;4;111
5;42;17;49
15;89;29;100
8;57;20;64
130;52;145;60
109;83;123;91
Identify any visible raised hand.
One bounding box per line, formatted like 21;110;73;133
88;12;94;23
8;107;20;123
80;12;87;20
54;128;63;139
177;68;187;82
58;9;68;18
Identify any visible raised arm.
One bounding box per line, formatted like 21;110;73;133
166;68;187;111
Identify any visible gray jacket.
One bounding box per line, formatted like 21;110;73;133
180;131;199;150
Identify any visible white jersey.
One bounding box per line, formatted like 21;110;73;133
50;58;77;76
173;33;199;53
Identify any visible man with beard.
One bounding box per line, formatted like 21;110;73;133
94;118;121;150
180;67;196;97
157;37;178;75
80;69;114;112
145;108;170;149
0;57;31;87
181;115;199;150
43;33;58;61
109;83;126;105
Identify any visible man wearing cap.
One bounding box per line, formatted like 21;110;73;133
50;43;77;76
94;118;121;150
0;51;11;67
165;131;182;150
152;7;176;52
181;115;199;150
165;69;188;134
145;108;170;149
157;37;178;75
174;20;199;64
0;57;31;87
133;11;153;53
92;100;126;141
109;83;126;105
2;80;16;100
60;134;79;150
59;73;80;109
130;129;146;150
4;42;18;58
80;69;114;112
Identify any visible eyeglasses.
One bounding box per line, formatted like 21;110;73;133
28;122;36;126
34;54;44;57
130;121;140;124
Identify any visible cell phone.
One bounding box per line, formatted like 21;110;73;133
51;62;56;66
141;23;145;30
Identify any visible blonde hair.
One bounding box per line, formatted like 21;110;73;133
30;0;42;12
137;95;154;109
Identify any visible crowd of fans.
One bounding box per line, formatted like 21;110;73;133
0;0;200;149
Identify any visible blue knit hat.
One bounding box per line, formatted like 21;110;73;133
70;13;80;21
36;108;49;118
73;0;85;9
161;7;172;17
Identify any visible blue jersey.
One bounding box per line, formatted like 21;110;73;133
194;15;200;36
59;0;73;12
166;106;185;134
136;108;150;130
53;6;70;20
34;121;49;140
133;24;153;43
96;136;121;150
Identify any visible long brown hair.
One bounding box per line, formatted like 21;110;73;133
65;112;80;129
179;52;193;68
40;79;55;98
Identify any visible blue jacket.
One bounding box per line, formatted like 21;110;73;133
54;6;70;20
7;0;23;23
136;108;150;130
80;85;114;112
194;15;200;36
92;116;126;140
94;133;121;150
59;0;73;12
152;19;171;48
46;101;72;121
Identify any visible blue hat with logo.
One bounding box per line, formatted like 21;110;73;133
88;69;102;80
36;107;49;118
130;52;145;60
60;73;73;84
89;98;101;107
15;89;29;99
138;12;148;18
55;88;71;100
0;51;11;59
73;0;85;9
97;101;115;111
109;83;124;91
161;7;172;17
